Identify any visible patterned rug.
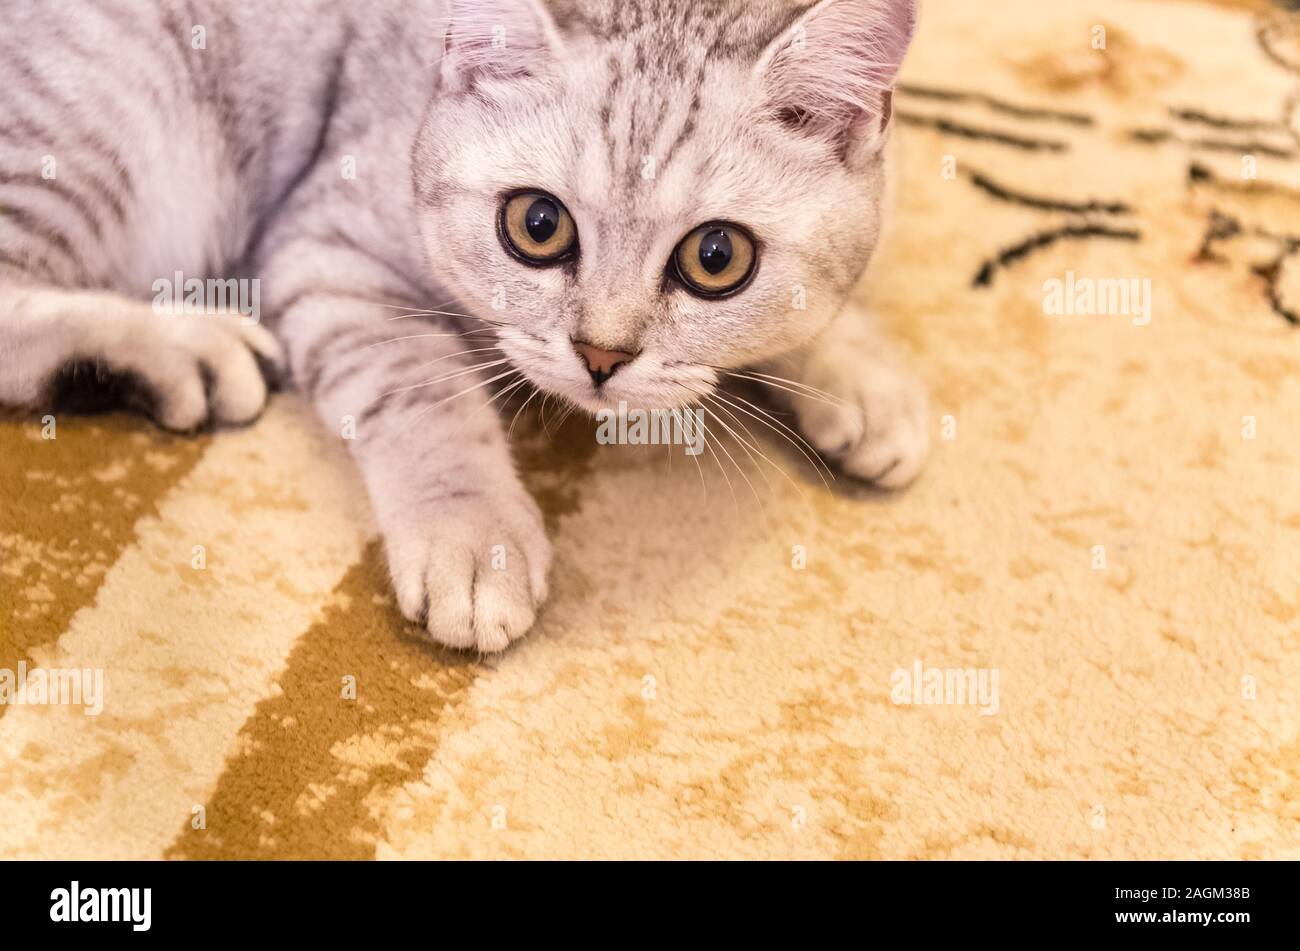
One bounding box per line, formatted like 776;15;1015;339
2;0;1297;859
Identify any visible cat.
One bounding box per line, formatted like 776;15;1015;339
0;0;929;651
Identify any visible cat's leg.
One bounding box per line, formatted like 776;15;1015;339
0;281;284;430
759;309;930;489
266;244;550;652
0;2;285;430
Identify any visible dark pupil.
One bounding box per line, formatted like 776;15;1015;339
525;199;559;244
698;229;733;275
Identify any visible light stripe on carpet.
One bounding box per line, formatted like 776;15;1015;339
0;399;369;859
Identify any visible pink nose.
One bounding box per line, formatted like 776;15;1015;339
573;341;635;386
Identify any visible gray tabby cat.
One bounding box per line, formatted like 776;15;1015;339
0;0;928;651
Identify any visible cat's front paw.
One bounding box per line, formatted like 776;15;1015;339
382;488;552;653
49;313;285;432
794;360;930;489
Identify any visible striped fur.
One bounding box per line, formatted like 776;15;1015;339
0;0;925;651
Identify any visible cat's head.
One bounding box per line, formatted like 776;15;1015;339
414;0;916;413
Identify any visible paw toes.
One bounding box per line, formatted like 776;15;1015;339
205;347;269;425
417;554;477;649
389;535;548;653
252;351;285;392
37;312;281;433
472;560;538;650
844;449;903;486
236;323;288;391
182;323;272;426
382;495;552;653
842;427;929;488
792;371;930;489
152;368;210;433
794;402;865;463
517;530;552;602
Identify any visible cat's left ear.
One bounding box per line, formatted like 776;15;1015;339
440;0;568;94
755;0;917;167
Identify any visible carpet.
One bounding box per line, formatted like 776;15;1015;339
1;0;1297;860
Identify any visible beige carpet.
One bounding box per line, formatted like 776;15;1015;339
1;0;1298;859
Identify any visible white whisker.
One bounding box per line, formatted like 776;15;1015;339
386;309;507;326
363;330;498;350
507;383;543;438
448;372;530;440
705;395;805;502
404;345;506;378
410;367;523;425
698;417;738;511
702;406;767;515
379;357;511;398
709;390;835;488
363;296;460;313
723;370;845;407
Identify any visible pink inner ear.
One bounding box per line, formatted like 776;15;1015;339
442;0;552;85
765;0;917;131
871;0;919;79
879;89;894;131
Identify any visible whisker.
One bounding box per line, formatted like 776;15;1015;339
352;295;497;324
507;383;543;439
702;407;767;516
379;358;512;398
404;345;506;377
363;330;499;350
535;390;586;437
659;385;716;503
538;394;552;437
689;428;708;502
705;394;805;502
553;401;581;431
448;372;530;440
386;309;508;326
703;398;773;491
363;296;460;313
364;292;504;325
725;368;844;402
708;390;835;489
698;417;739;511
410;367;523;425
722;370;845;407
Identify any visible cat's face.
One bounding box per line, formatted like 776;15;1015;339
414;0;916;413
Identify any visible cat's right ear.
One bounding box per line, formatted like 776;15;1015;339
440;0;567;94
755;0;918;167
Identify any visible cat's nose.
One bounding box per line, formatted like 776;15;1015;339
573;340;635;386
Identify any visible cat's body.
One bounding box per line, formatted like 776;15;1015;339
0;0;929;650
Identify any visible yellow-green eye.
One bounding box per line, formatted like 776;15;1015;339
500;191;577;264
673;223;757;297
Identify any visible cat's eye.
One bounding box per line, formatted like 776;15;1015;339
500;191;577;265
672;223;757;297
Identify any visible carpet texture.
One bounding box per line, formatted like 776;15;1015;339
1;0;1298;860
